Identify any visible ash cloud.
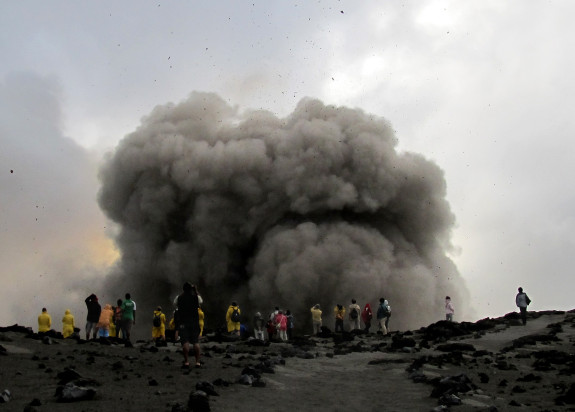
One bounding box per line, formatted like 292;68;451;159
0;72;113;327
99;92;470;330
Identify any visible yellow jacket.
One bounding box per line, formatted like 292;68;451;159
61;309;75;338
97;304;113;329
226;305;240;332
38;311;51;333
198;308;205;336
152;310;166;339
311;307;322;322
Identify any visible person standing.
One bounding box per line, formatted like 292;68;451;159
361;303;373;333
38;308;52;333
176;282;201;368
348;299;361;331
310;304;322;335
61;309;75;338
198;306;205;337
445;296;455;322
275;310;288;341
113;299;123;338
97;304;114;337
515;287;531;326
377;298;391;335
152;306;166;341
334;304;346;333
121;293;136;342
286;310;294;340
85;294;101;340
253;312;265;341
226;302;241;336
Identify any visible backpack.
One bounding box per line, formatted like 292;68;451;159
231;307;241;323
378;303;390;317
350;308;359;320
153;314;162;327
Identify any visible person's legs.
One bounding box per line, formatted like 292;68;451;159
379;318;387;335
182;341;190;365
520;307;527;325
193;343;200;365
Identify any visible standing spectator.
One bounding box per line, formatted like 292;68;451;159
310;304;322;335
268;307;279;340
121;293;136;342
445;296;455;322
361;303;373;333
515;287;531;326
253;312;265;341
113;299;123;338
377;298;391;335
198;306;205;337
286;310;294;340
275;310;288;341
61;309;75;338
85;294;101;340
38;308;51;333
348;299;361;331
226;302;241;336
152;306;166;341
176;282;201;368
97;304;113;338
334;304;345;333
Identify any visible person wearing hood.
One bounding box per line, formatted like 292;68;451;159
152;306;166;341
97;304;114;338
226;302;241;335
361;303;373;333
38;308;52;333
62;309;75;338
85;294;101;340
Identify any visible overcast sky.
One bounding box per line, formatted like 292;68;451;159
1;1;573;327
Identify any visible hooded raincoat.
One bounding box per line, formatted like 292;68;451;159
62;309;75;338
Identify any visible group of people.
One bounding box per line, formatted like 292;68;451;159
310;297;392;336
36;293;137;342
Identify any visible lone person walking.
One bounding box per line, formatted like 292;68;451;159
515;287;531;326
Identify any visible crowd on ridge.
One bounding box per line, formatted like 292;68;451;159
35;286;532;369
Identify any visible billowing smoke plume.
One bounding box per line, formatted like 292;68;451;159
99;92;470;331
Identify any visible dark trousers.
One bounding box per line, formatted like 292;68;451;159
335;319;344;333
519;307;527;325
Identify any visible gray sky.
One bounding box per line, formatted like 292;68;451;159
1;1;573;327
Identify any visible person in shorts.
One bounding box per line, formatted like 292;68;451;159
176;282;201;368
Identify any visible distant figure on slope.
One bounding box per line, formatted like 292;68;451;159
176;282;201;368
198;306;205;337
85;294;101;340
97;303;114;337
445;296;455;322
121;293;136;342
377;298;391;335
286;310;294;340
253;312;265;341
515;287;531;326
152;306;166;341
112;299;123;338
38;308;52;333
274;310;288;341
334;304;346;333
348;299;361;331
62;309;75;338
310;304;322;335
361;303;373;333
226;302;241;336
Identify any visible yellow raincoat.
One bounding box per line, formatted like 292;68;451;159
62;309;75;338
